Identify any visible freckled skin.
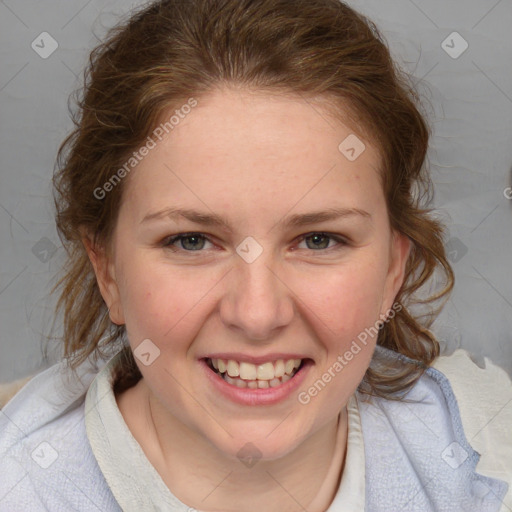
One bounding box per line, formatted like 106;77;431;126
86;87;410;511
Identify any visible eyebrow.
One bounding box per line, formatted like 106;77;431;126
141;206;371;230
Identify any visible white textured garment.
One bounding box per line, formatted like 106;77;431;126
0;345;510;511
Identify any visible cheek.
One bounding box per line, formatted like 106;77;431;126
117;264;182;340
118;262;218;347
300;259;388;338
297;265;385;417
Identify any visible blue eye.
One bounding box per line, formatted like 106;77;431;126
162;232;348;253
298;232;347;251
163;233;212;251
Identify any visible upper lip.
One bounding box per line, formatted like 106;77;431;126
201;353;311;364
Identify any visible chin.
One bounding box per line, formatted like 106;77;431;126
206;427;305;465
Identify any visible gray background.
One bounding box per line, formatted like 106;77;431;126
1;0;511;382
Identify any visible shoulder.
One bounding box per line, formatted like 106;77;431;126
0;358;120;511
431;349;512;511
0;374;34;409
430;349;512;447
356;345;511;512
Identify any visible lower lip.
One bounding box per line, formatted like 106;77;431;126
200;359;313;406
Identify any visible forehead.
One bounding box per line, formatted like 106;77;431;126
120;87;384;220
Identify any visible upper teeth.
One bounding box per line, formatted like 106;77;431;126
211;358;302;380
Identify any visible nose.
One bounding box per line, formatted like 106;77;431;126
219;253;295;342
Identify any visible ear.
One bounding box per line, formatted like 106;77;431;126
81;229;125;325
380;231;411;318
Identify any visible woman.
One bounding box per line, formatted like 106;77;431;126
1;0;510;510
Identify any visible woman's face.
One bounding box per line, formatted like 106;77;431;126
89;87;410;460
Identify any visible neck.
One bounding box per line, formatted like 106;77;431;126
117;379;348;512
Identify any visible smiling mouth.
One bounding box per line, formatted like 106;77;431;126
205;357;306;389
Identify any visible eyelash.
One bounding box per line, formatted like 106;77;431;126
161;232;349;254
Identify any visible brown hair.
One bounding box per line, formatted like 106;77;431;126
51;0;454;399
